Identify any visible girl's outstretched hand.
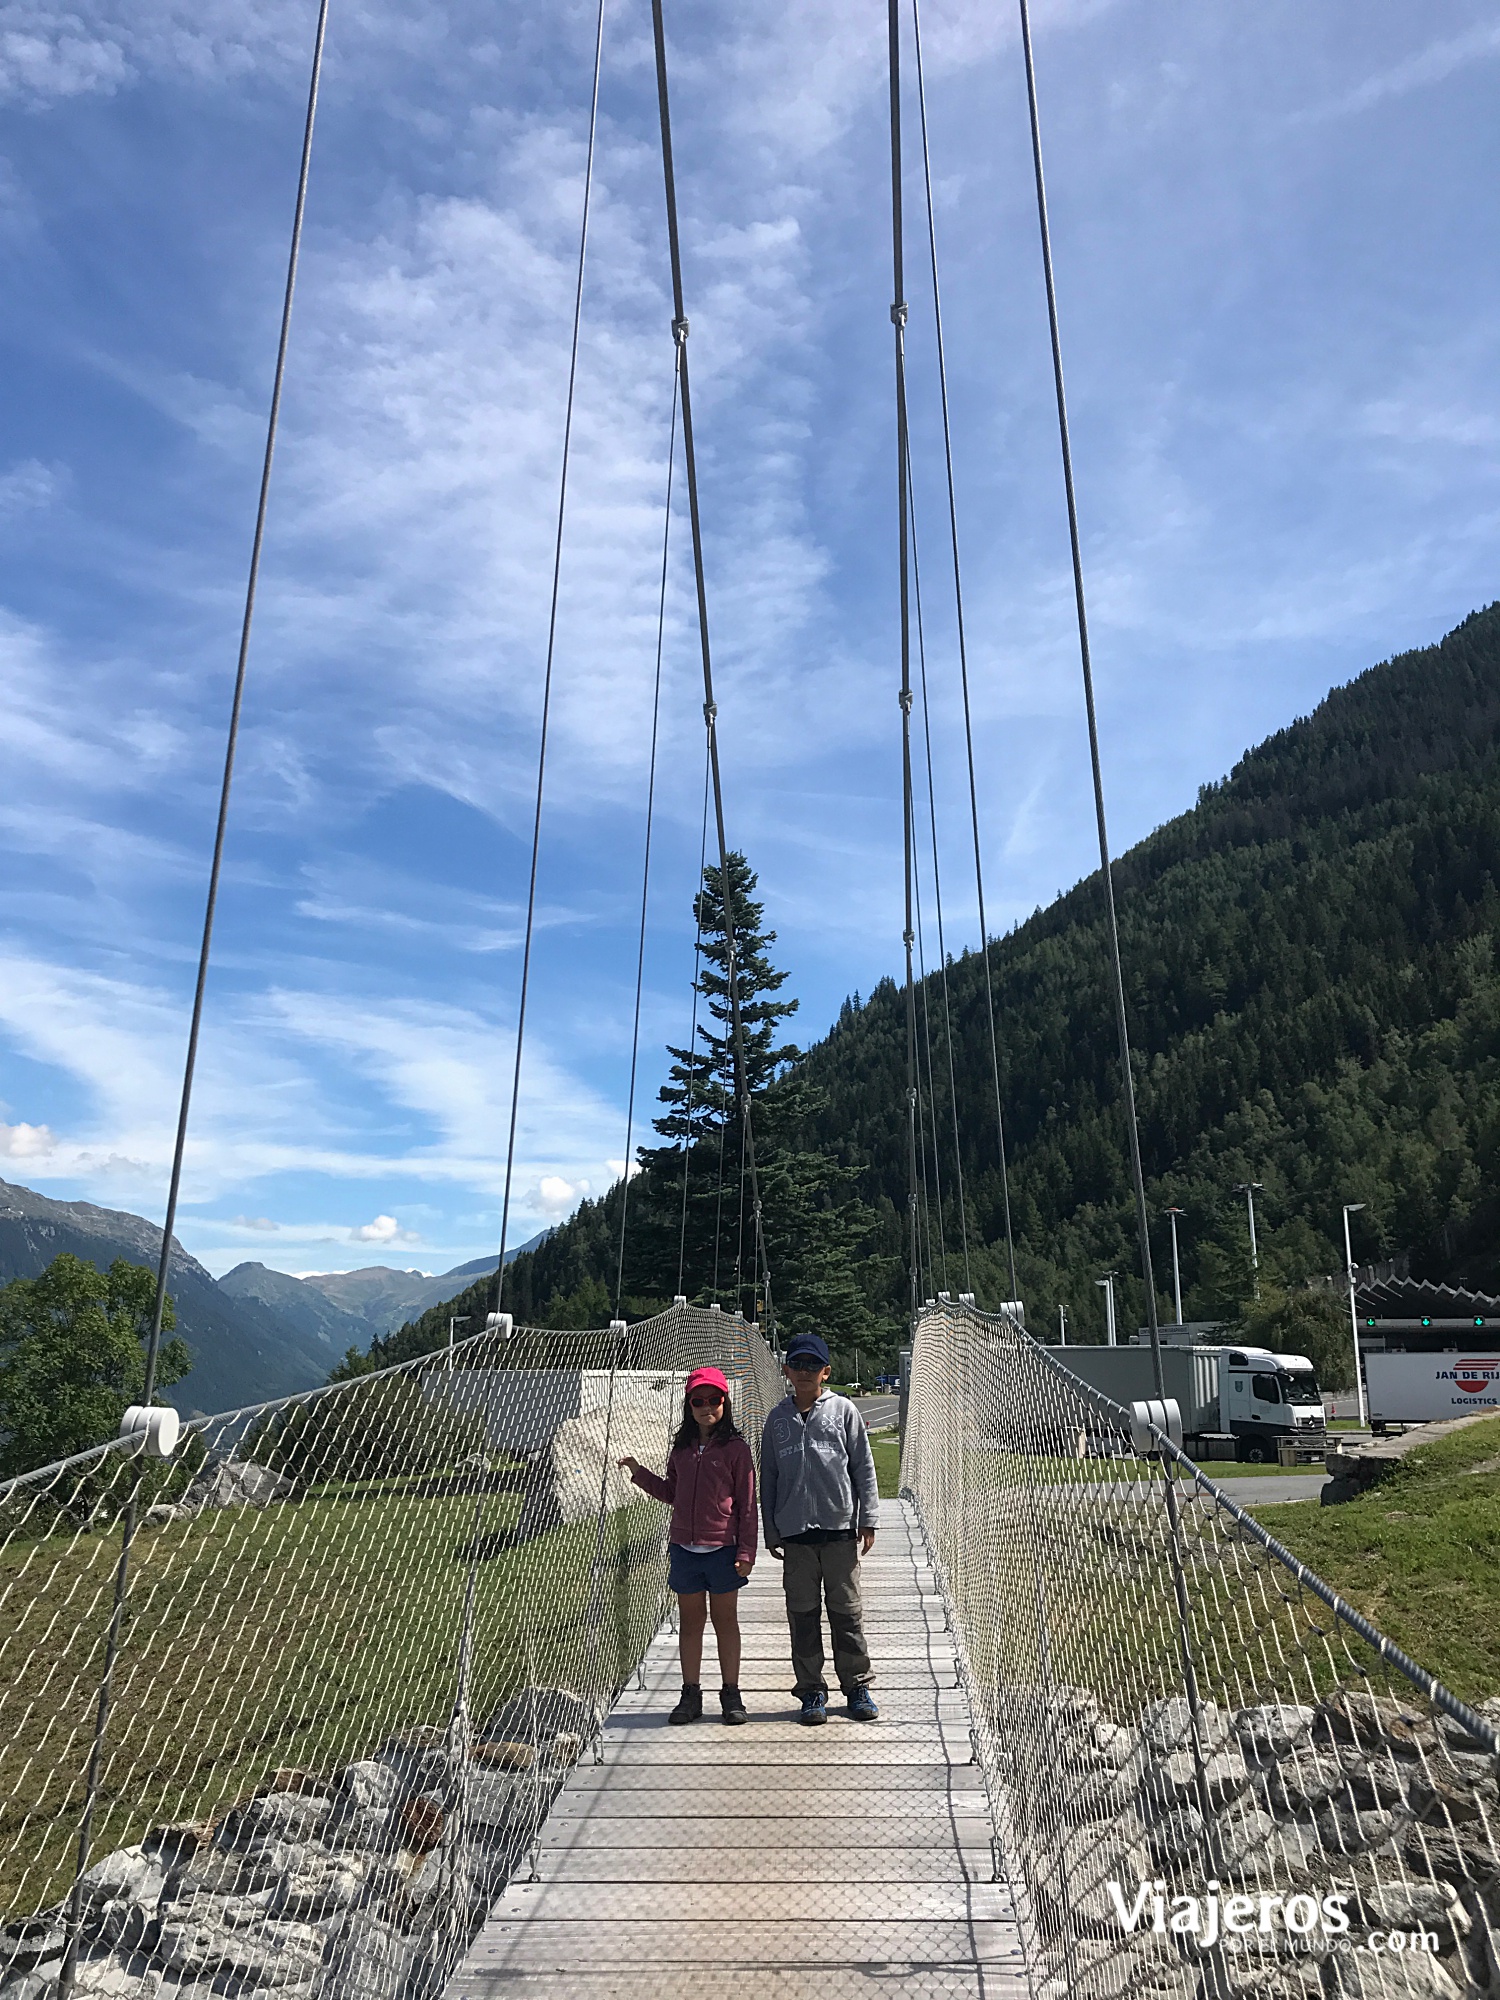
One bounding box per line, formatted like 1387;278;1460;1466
734;1559;752;1578
617;1455;640;1474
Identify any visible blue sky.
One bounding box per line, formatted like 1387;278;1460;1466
0;0;1496;1278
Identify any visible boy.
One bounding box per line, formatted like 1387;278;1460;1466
760;1333;880;1725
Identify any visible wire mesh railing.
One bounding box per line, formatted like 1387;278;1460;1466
0;1302;783;2000
902;1297;1500;2000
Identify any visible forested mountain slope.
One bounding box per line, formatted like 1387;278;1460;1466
367;603;1500;1373
797;602;1500;1341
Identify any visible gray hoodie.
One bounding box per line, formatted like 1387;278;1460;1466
760;1390;880;1544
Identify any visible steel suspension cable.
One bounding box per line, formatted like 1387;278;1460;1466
734;1112;749;1317
675;739;712;1295
494;0;607;1312
906;571;949;1297
911;859;947;1296
911;0;1019;1303
650;0;776;1340
613;356;680;1319
711;1084;729;1303
910;479;973;1290
1013;0;1223;1888
888;0;923;1336
1013;0;1161;1365
61;5;332;1990
140;0;330;1402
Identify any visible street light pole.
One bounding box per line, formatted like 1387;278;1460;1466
1095;1272;1117;1347
1234;1182;1264;1299
1058;1301;1068;1346
1342;1203;1367;1427
1163;1208;1185;1328
448;1314;470;1375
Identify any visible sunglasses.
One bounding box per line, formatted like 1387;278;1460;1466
689;1392;725;1408
786;1361;825;1374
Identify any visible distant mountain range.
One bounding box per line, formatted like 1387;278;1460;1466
216;1255;529;1358
0;1177;545;1415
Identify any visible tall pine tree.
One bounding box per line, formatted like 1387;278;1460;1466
635;853;877;1351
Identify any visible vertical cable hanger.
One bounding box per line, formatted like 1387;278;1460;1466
888;0;923;1334
911;0;1019;1303
1014;0;1225;1897
613;355;680;1318
910;477;972;1292
912;870;947;1298
650;0;775;1338
60;2;333;1990
1013;0;1160;1365
493;0;609;1313
675;739;712;1297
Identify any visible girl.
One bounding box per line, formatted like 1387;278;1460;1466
618;1365;756;1725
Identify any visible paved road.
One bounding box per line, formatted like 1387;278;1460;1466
855;1395;899;1430
1213;1472;1327;1508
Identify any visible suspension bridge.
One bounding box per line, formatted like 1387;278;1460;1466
2;0;1499;1998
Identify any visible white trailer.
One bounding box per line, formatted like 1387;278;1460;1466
1365;1351;1500;1428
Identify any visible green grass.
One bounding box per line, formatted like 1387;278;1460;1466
869;1432;1319;1502
899;1420;1500;1716
872;1432;901;1499
0;1479;667;1920
1265;1414;1500;1702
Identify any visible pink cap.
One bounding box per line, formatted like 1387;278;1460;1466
685;1365;730;1399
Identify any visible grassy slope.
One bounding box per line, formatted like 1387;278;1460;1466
1265;1414;1500;1702
0;1486;666;1918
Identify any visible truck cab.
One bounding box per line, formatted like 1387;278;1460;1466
1220;1347;1325;1462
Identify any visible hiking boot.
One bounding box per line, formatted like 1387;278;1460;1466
845;1686;879;1722
798;1690;828;1726
719;1685;748;1725
668;1684;702;1725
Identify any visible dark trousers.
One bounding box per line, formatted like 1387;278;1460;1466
781;1537;873;1695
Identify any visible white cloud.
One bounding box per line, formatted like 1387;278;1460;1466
0;0;314;105
537;1175;584;1214
0;458;64;518
230;1213;278;1231
351;1213;418;1244
0;1119;55;1158
0;948;635;1245
1299;20;1500;124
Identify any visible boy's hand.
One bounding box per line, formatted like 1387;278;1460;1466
859;1528;876;1555
767;1543;784;1560
735;1559;753;1578
617;1455;640;1474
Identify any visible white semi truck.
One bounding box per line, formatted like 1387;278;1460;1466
1042;1339;1326;1463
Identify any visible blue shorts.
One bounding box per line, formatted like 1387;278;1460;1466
668;1543;746;1596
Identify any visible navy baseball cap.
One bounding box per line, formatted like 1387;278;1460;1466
784;1333;830;1367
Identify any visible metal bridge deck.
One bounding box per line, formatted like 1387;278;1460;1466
448;1499;1028;2000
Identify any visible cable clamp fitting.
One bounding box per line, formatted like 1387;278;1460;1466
703;701;717;727
891;301;908;327
903;928;914;949
672;317;690;345
898;688;913;714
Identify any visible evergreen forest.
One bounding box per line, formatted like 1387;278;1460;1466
349;603;1500;1383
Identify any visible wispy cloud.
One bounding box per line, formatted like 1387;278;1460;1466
0;0;1496;1287
1296;20;1500;125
